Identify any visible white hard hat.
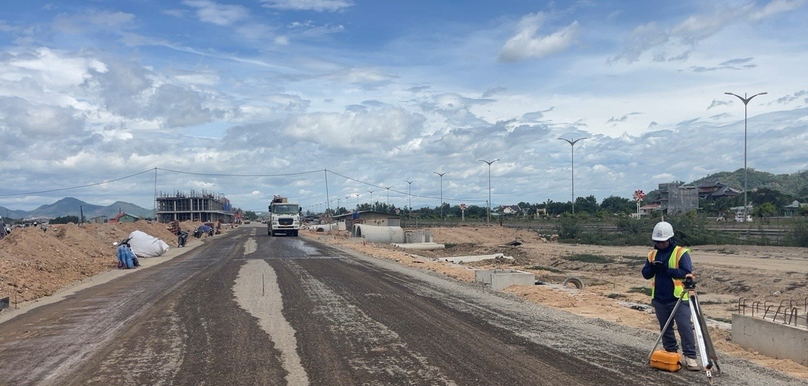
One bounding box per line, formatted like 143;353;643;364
652;221;674;241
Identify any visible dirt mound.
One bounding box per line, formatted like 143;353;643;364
0;220;203;303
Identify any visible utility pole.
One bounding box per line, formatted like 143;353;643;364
433;172;446;221
558;137;586;215
479;159;499;225
725;91;767;223
406;180;414;217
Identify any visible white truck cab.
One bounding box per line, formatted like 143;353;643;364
268;196;301;236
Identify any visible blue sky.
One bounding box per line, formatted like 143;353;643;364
1;0;807;213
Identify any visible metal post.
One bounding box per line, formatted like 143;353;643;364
434;172;446;221
558;137;586;215
479;159;499;225
725;92;767;223
406;180;414;215
368;190;374;210
324;169;331;222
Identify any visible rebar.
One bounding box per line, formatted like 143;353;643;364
763;305;774;320
787;308;798;326
738;298;748;314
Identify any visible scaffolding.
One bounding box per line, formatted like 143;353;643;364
156;190;235;224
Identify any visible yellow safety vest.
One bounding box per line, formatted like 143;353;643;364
648;246;690;301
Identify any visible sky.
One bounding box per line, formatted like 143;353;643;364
1;0;807;214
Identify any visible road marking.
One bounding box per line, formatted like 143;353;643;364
234;259;309;386
244;237;257;255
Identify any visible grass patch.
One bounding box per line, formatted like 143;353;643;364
524;265;564;274
564;253;614;264
711;317;732;324
628;287;652;296
444;243;457;249
622;255;647;260
607;293;625;299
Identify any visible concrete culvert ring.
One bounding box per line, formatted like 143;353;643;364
563;277;584;290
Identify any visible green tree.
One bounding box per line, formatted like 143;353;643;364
752;202;777;218
50;215;80;224
601;196;634;214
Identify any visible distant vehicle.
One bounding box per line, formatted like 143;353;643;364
268;195;301;237
735;214;753;222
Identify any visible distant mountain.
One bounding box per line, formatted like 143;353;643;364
0;197;153;221
31;197;104;218
689;169;808;197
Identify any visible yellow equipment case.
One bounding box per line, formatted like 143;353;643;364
650;350;681;372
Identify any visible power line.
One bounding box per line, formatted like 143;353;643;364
156;168;322;177
325;169;485;204
0;168;155;197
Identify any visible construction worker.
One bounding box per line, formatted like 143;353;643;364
642;221;699;371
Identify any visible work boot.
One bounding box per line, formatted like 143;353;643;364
684;356;699;371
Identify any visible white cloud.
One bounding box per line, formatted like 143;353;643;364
260;0;353;12
749;0;806;21
499;12;579;62
323;67;398;89
54;10;136;33
183;0;248;26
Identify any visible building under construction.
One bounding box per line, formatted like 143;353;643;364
156;190;235;223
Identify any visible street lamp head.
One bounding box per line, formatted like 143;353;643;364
559;137;586;146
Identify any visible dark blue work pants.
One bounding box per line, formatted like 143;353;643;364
653;298;697;358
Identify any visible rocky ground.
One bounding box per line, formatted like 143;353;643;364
302;224;808;381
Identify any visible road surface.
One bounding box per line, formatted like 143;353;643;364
0;225;797;385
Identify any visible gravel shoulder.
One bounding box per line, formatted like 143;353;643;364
301;226;808;382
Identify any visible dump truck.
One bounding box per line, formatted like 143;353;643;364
268;195;301;236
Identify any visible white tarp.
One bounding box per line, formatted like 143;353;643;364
128;230;169;257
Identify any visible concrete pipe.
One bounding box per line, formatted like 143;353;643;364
353;224;405;243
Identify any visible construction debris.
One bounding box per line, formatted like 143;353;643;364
440;253;514;264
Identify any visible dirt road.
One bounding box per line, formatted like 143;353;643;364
0;224;799;385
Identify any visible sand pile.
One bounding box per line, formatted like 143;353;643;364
0;220;204;303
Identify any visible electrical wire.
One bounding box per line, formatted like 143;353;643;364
0;169;155;197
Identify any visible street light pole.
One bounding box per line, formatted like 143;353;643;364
479;159;500;225
434;172;446;221
406;180;414;214
368;190;374;211
384;186;392;209
725;91;767;222
558;137;586;215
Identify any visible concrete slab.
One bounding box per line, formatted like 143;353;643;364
732;314;808;366
475;269;535;291
441;253;513;263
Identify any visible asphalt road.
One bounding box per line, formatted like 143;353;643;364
0;225;798;385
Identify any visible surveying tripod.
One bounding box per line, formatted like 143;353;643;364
647;274;721;383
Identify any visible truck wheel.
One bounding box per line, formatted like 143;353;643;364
292;230;298;237
268;229;273;237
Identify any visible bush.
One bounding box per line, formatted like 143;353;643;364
666;213;736;246
556;218;580;240
785;218;808;247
